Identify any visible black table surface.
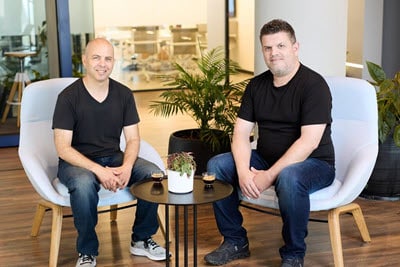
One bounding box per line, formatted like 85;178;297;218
131;177;233;206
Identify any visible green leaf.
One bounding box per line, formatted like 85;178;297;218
394;125;400;147
366;61;386;84
149;46;249;149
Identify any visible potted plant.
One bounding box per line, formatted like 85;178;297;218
167;152;196;193
361;61;400;200
366;61;400;145
149;46;249;174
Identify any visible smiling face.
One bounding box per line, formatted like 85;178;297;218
261;31;299;78
82;38;115;83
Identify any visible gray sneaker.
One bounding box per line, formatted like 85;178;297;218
130;238;168;261
204;240;250;265
281;258;304;267
76;254;96;267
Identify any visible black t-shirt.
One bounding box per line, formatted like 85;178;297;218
238;64;334;166
52;78;140;159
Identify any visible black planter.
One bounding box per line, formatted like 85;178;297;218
168;129;231;175
360;137;400;201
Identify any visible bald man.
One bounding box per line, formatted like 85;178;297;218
53;38;168;267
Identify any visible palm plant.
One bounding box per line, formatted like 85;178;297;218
149;46;249;151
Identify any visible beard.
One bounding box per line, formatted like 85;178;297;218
269;65;290;77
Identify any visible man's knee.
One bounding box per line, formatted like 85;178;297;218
207;152;236;184
69;173;99;194
275;166;304;194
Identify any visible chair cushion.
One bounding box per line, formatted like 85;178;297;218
239;178;342;210
52;177;136;206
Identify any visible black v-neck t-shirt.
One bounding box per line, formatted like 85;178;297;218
52;78;139;159
238;64;334;166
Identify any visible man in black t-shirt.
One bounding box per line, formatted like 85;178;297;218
204;19;335;267
53;38;168;267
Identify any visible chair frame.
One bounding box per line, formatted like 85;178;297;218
239;76;378;267
19;77;167;267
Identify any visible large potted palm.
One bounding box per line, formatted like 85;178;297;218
149;46;249;174
361;61;400;200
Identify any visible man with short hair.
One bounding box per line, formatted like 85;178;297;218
204;19;335;267
53;38;168;267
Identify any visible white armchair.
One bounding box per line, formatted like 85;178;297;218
240;76;378;267
18;77;166;267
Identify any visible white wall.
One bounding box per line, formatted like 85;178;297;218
92;0;207;29
254;0;348;77
230;0;255;72
362;0;383;79
347;0;364;65
206;0;225;49
69;0;94;34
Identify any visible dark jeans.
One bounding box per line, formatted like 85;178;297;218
207;150;335;260
58;151;161;256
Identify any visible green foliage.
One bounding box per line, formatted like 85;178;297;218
149;46;249;151
72;53;84;78
366;61;400;146
167;152;196;176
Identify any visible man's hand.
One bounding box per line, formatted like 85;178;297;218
238;169;260;199
251;167;275;193
95;166;122;192
107;164;132;189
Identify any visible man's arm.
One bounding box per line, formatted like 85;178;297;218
252;123;327;196
53;128;121;191
231;118;258;199
111;124;141;188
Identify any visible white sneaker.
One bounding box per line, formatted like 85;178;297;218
76;254;96;267
130;238;169;261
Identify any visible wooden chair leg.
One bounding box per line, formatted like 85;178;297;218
30;200;63;267
49;203;63;267
350;203;371;242
110;204;118;222
328;203;371;267
31;201;47;236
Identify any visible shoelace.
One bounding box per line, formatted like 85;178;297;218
146;238;160;250
80;255;94;264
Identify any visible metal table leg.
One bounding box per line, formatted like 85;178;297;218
175;206;180;267
165;204;170;267
193;205;197;267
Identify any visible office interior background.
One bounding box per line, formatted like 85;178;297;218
1;1;400;266
0;0;399;145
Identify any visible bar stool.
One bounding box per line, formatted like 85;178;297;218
1;51;37;127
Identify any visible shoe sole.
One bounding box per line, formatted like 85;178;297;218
130;247;166;261
205;251;250;265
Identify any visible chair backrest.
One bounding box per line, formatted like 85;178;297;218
19;78;78;204
242;76;379;211
316;76;379;209
18;78;165;206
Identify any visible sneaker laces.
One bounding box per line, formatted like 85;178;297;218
145;238;160;250
80;255;94;264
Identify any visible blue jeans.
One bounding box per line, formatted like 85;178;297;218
207;150;335;260
58;151;161;256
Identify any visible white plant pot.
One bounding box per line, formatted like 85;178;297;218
167;169;194;193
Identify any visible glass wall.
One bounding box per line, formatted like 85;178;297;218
90;0;209;91
0;0;48;143
68;0;251;92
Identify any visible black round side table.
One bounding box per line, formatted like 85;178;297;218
131;177;233;267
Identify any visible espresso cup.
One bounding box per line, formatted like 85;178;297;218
151;170;164;182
